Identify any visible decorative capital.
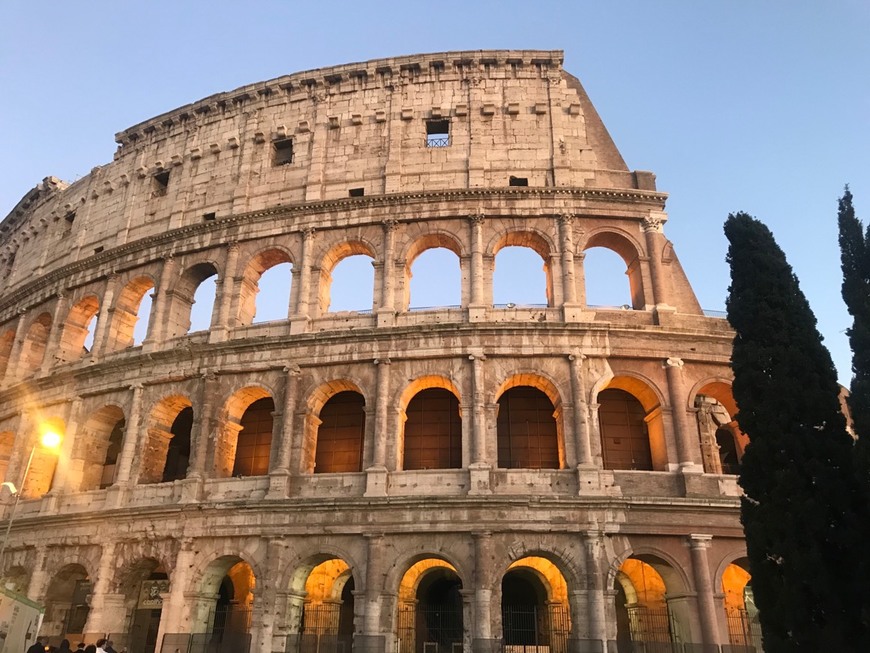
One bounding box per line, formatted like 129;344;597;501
665;357;684;369
302;227;316;239
568;352;586;363
642;212;668;233
558;213;575;225
283;364;302;376
226;240;239;252
468;213;485;226
688;534;713;549
382;219;399;232
129;382;144;392
373;357;391;366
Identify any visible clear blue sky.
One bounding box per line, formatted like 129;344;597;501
2;1;868;382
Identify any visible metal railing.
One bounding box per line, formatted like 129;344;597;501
397;602;464;653
426;136;450;147
501;604;569;653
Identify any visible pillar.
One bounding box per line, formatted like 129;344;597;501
665;357;699;469
468;214;486;320
188;371;217;484
90;273;119;360
472;532;498;653
584;533;607;649
41;292;68;374
559;214;582;321
366;359;390;496
290;228;316;333
642;214;671;308
144;255;176;349
50;395;82;497
377;220;398;326
689;534;722;650
358;534;386;653
83;541;120;636
269;367;300;498
4;309;28;385
468;353;491;495
26;546;49;603
210;241;240;343
569;353;593;468
113;384;144;486
156;539;195;644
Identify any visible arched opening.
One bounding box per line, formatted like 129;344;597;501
315;391;365;473
0;565;29;594
232;397;275;477
21;416;64;498
397;560;463;653
192;557;255;652
165;262;218;338
501;557;570;650
407;244;461;310
58;295;100;362
320;243;376;314
290;557;355;653
497;387;560;469
139;396;192;485
694;382;745;475
493;247;550;307
0;328;16;379
116;558;169;653
598;389;653;471
19;312;52;377
0;431;14;483
163;407;192;482
403;389;462;470
107;276;155;351
583;247;633;308
614;556;685;651
43;564;91;642
583;232;645;310
76;405;126;491
239;249;293;325
722;559;761;650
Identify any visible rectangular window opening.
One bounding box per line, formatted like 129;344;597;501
509;176;529;187
348;188;365;197
426;119;450;147
203;212;216;221
94;246;104;254
273;138;294;166
64;211;76;224
152;170;170;197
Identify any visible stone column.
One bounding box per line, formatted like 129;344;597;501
472;532;497;653
468;214;487;321
290;228;315;334
25;546;49;603
83;541;121;636
3;410;32;498
4;309;28;385
210;242;240;343
359;534;386;653
569;353;593;467
664;357;698;469
49;396;82;498
468;353;491;495
41;292;68;374
251;537;282;653
156;539;195;644
90;273;118;360
642;214;672;309
269;367;300;498
366;359;390;496
185;372;217;500
584;533;608;649
559;214;582;321
144;255;175;350
688;534;722;650
377;220;398;326
113;384;144;487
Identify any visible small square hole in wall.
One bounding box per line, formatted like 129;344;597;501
203;212;216;222
152;170;170;197
94;246;104;254
348;188;365;197
273;138;294;166
509;176;528;187
426;119;450;147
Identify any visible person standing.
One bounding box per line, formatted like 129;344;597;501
26;636;46;653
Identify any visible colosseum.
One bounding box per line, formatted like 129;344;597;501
0;50;757;653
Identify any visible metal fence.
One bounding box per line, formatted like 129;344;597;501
294;603;353;653
501;604;569;653
397;602;464;653
725;607;762;651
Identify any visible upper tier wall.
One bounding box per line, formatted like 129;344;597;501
0;50;655;294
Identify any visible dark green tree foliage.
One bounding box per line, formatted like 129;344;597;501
838;188;870;450
725;212;869;653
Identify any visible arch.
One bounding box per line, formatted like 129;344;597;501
42;563;91;641
112;556;169;651
239;246;294;326
19;312;52;376
583;246;633;308
139;395;193;485
397;559;464;653
75;404;126;491
57;294;100;363
318;240;376;313
215;385;275;478
720;558;761;648
495;377;564;470
0;564;29;594
401;387;462;471
501;556;571;648
107;274;155;351
21;416;64;498
0;431;13;483
491;230;554;260
191;555;256;650
314;390;366;473
595;375;667;471
583;229;646;309
166;261;219;338
0;328;16;379
404;233;463;310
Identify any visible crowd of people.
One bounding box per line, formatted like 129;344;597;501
26;637;124;653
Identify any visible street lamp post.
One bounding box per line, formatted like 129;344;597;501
0;429;62;565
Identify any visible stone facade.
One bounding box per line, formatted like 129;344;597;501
0;51;755;653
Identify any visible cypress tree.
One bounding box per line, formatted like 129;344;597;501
725;212;868;653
